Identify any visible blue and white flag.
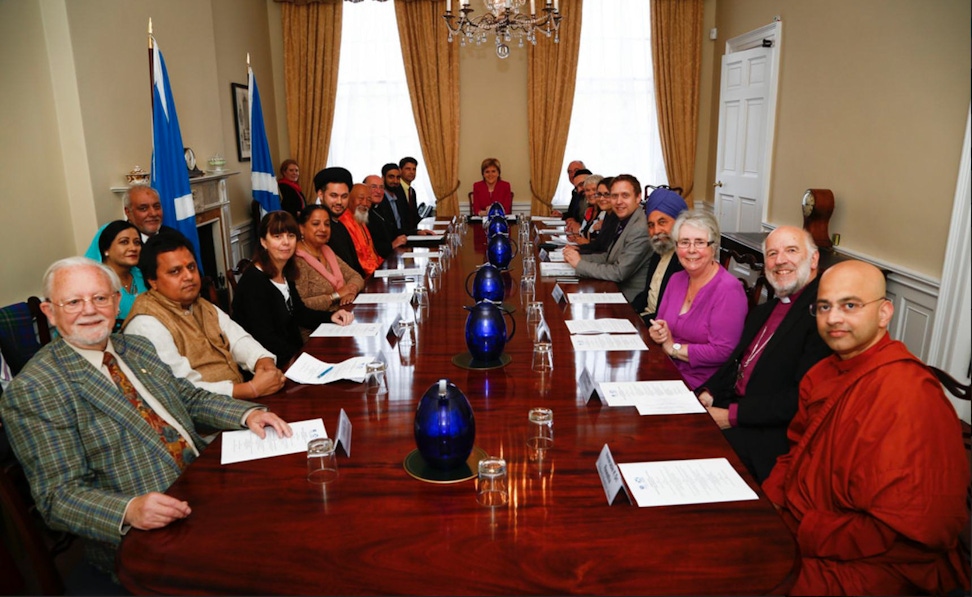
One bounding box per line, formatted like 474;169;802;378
150;38;203;270
249;66;280;215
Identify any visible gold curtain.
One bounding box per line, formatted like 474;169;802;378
279;0;343;199
650;0;703;207
394;0;461;217
527;1;583;216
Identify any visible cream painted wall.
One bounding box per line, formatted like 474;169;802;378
698;0;971;278
0;0;75;303
458;43;530;212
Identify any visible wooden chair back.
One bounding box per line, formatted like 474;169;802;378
0;463;65;595
929;366;971;556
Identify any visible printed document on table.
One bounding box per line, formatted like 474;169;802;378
406;234;444;242
285;353;374;384
373;268;425;278
567;292;628;304
221;418;327;465
547;250;566;262
570;334;649;352
565;319;638;335
596;380;705;414
402;251;439;259
532;216;565;224
618;458;759;507
540;262;577;277
310;322;383;338
354;292;413;304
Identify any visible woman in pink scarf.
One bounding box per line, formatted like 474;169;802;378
294;205;364;317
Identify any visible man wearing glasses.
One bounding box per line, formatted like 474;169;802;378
762;260;969;596
1;257;291;588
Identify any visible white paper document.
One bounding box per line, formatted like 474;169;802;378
546;250;565;262
373;268;425;278
221;418;327;465
532;216;565;224
618;458;759;507
596;380;705;414
570;334;649;352
406;234;444;242
285;353;374;384
540;262;577;277
309;322;383;338
402;251;440;259
565;319;639;335
567;292;628;304
353;292;413;304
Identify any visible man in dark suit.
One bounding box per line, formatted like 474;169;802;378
563;167;592;234
84;184;177;260
1;257;291;584
313;166;365;276
380;162;416;236
364;173;406;258
631;188;688;323
696;226;831;482
398;156;423;221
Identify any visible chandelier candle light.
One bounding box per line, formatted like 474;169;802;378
444;0;563;59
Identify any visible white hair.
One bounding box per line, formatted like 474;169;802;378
42;256;121;300
122;183;159;208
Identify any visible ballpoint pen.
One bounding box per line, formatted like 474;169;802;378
317;366;334;379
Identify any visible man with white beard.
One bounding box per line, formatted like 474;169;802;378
694;226;832;482
338;183;384;277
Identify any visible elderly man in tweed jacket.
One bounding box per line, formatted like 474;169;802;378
0;257;291;581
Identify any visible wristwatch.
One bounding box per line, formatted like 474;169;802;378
331;292;341;301
670;343;682;359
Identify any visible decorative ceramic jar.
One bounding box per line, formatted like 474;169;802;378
414;379;476;470
465;264;505;304
486;234;518;271
464;300;516;362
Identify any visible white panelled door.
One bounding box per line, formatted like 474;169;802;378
714;45;773;233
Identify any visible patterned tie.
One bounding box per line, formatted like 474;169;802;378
102;352;195;471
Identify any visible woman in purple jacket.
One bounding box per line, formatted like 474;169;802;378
647;210;747;389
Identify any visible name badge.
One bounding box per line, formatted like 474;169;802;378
596;444;630;505
336;408;352;457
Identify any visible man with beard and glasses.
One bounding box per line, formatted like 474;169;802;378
339;183;383;276
313;166;365;276
365;173;407;258
632;188;688;324
0;257;291;588
695;226;831;482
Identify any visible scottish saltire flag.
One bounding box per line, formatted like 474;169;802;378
150;38;203;271
249;66;280;215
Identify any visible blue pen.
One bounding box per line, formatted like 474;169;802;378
317;366;334;379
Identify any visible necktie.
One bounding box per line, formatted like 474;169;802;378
102;352;195;471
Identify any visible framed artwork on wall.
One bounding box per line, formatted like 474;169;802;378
231;82;251;161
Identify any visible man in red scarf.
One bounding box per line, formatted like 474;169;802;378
763;260;970;596
338;184;383;277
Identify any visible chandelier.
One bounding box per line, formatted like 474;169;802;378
443;0;563;59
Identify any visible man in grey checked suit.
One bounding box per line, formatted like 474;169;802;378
563;174;653;302
0;257;292;582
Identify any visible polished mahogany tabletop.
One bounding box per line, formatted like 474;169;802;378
118;219;797;595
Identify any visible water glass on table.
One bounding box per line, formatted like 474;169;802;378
527;407;554;450
476;457;509;507
307;437;338;484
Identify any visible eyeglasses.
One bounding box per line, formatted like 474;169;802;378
809;297;887;317
676;239;715;249
595;192;611;198
50;294;116;314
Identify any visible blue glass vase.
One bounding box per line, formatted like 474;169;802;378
486;215;509;238
414;379;475;470
464;300;516;362
464;264;505;303
486;234;518;271
486;201;506;220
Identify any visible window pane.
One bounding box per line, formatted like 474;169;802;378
328;3;435;212
553;1;667;207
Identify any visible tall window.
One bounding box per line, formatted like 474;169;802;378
553;1;667;205
328;2;434;207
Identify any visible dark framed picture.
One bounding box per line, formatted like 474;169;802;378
231;82;251;161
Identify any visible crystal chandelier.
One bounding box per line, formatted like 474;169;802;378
443;0;563;59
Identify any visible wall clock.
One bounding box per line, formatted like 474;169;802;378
801;188;834;250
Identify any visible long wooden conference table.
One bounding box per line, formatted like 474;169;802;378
118;219;798;595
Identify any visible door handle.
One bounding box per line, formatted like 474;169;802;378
713;181;723;188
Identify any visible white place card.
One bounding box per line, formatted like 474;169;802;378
406;234;444;242
565;319;639;335
567;292;628;305
596;444;630;505
310;322;383;337
595;380;705;415
577;368;597;402
221;418;327;465
570;334;649;352
373;267;425;278
336;408;352;457
551;283;566;304
353;293;413;304
618;458;759;507
402;251;440;259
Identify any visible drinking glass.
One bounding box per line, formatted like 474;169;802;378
413;285;429;309
525;301;544;339
476;457;509;507
531;342;554;373
307;438;338;484
365;361;388;396
527;407;554;450
520;275;536;305
522;256;536;279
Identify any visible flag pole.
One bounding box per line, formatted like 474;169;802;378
147;18;154;118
